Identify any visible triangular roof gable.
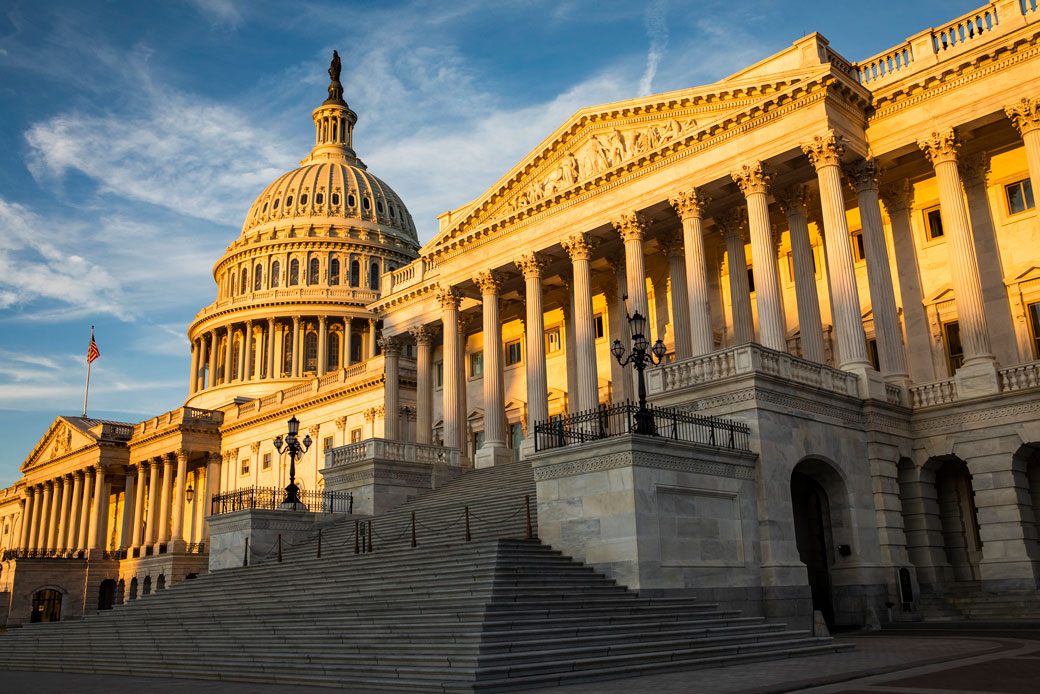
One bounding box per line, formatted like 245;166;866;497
21;416;98;472
422;67;831;253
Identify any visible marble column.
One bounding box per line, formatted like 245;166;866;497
734;161;785;352
266;318;276;379
606;254;635;404
458;317;469;456
367;319;378;359
561;234;600;413
87;465;106;550
776;186;826;364
17;493;32;550
438;286;465;455
918;130;995;367
474;270;511;467
612;211;650;324
204;452;222;541
189;340;199;395
1006;97;1040;194
223;326;234;385
56;474;73;550
120;471;136;550
132;463;147;549
718;210;754;345
562;290;579;417
517;252;548;450
670;188;713;356
45;480;61;549
318;315;328;376
661;232;693;360
292;316;302;377
157;454;174;544
846;158;909;380
207;330;217;389
37;482;53;550
803;131;871;370
171;449;189;544
77;470;92;551
27;485;43;550
243;319;254;381
381;336;401;440
66;472;82;552
145;458;160;545
411;326;434;445
339;319;348;369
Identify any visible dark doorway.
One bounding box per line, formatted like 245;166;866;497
791;470;834;623
30;589;62;623
934;458;982;581
129;577;138;601
142;575;152;596
98;579;116;611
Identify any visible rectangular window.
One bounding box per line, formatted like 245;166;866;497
261;452;272;471
324;436;334;450
350;428;362;443
866;338;880;372
925;207;944;240
1029;302;1040;359
747;267;755;293
851;230;866;262
469;351;483;377
942;320;964;374
435;361;443;387
1006;178;1035;215
240;458;250;476
545;327;562;353
472;430;485;453
505;339;522;366
594;314;605;340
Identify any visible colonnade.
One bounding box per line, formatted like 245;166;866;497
15;452;221;556
381;111;1040;462
190;315;379;394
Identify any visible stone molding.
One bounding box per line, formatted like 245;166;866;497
533;450;755;482
912;398;1040;434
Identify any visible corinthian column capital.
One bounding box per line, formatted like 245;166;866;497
1006;96;1040;137
515;251;548;279
918;129;961;166
435;284;462;310
377;335;401;356
669;188;710;220
473;270;504;295
878;179;914;214
802;130;847;170
561;232;595;261
611;211;650;243
731;161;772;196
843;158;881;194
409;324;434;346
714;208;748;242
774;185;812;218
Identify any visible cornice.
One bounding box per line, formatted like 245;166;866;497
189;297;378;335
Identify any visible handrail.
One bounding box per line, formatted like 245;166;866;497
211;486;353;516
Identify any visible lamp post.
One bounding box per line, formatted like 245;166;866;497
611;311;667;435
273;415;312;508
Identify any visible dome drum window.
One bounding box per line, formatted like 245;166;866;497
273;199;280;210
347;194;356;208
300;193;308;205
376;200;384;214
362;197;371;211
262;202;268;213
271;260;281;288
331;193;341;206
286;195;294;206
315;192;324;205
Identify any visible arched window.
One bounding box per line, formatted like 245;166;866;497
300;193;308;206
254;264;263;290
331;192;340;206
315;192;324;205
289;259;299;286
230;273;236;297
347;194;356;207
350;259;360;287
282;328;293;376
240;267;248;293
330;258;340;285
350;332;363;363
304;331;318;373
362;196;371;210
271;260;280;288
369;261;380;290
231;336;241;381
309;258;320;285
327;331;340;371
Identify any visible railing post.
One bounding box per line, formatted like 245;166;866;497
367;520;373;552
525;495;533;540
465;506;471;542
354;520;360;554
277;534;282;563
317;528;322;558
411;512;417;548
243;537;249;567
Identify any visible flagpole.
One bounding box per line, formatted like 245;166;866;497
83;326;94;417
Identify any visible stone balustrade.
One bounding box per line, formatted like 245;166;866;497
325;438;461;469
134;407;223;437
999;362;1040;392
909;379;958;408
193;286;381;322
380;257;440;295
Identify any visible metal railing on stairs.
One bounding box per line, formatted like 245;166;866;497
211;486;353;515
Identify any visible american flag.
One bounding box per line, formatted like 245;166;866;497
87;329;100;364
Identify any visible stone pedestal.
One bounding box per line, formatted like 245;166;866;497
207;509;348;572
953;360;1002;399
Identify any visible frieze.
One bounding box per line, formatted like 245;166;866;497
911;398;1040;434
534;450;754;482
333;469;431;485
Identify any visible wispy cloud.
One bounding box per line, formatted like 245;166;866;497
638;0;669;97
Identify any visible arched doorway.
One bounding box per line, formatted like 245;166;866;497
934;458;982;582
142;575;152;596
129;577;138;600
97;579;116;611
156;574;166;591
791;467;835;623
30;589;62;623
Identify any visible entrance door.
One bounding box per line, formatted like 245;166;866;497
30;589;62;623
791;470;834;623
98;579;116;611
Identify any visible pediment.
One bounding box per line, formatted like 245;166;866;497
423;68;831;253
21;417;97;472
926;285;955;305
1006;264;1040;284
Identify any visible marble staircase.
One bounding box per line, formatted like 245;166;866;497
0;460;849;692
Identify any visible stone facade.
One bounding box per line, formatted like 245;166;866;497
5;2;1040;630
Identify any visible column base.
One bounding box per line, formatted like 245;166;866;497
474;444;514;469
519;436;537;460
845;364;887;400
167;539;188;554
954;358;1001;398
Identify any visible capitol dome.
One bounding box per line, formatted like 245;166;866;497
185;51;420;410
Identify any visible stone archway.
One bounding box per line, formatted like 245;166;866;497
933;457;983;583
790;458;852;624
97;579;117;611
30;588;62;623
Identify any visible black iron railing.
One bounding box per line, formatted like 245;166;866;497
1;548;86;561
211;486;353;516
186;542;206;554
533;401;751;452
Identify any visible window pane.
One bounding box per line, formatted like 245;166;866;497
470;352;483;377
1029;302;1040;359
747;268;755;293
927;209;944;239
271;261;280;287
943;320;963;373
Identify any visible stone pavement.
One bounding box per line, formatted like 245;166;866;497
0;631;1036;694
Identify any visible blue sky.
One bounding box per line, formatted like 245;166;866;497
0;0;983;486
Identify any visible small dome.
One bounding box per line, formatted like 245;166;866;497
242;161;418;244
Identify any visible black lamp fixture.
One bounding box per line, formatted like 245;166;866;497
185;483;194;503
273;415;312;507
611;311;667;435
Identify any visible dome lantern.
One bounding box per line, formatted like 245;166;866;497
303;50;360;166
